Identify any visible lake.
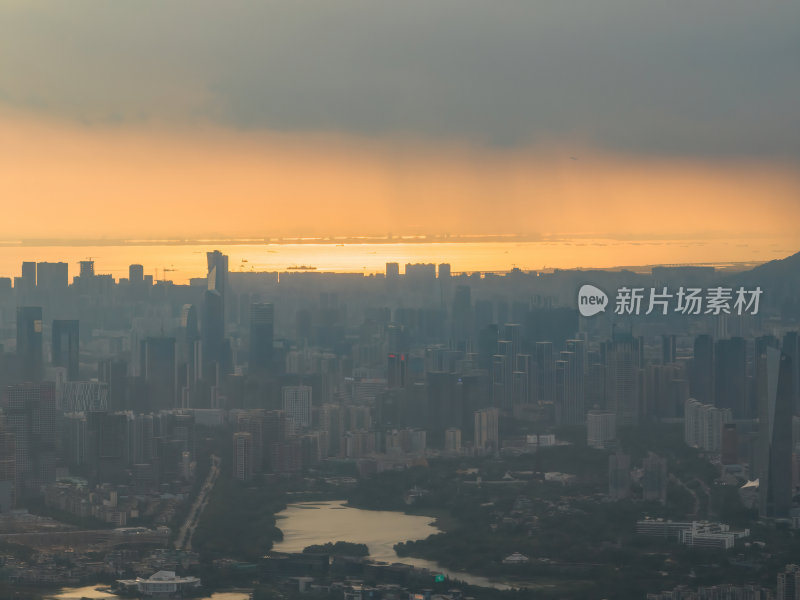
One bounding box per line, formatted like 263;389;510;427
273;500;513;589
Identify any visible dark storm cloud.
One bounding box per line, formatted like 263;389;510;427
1;0;798;156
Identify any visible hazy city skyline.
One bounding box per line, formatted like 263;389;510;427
2;3;799;598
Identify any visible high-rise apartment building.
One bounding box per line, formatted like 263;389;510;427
587;410;616;449
233;432;253;482
17;307;43;382
36;262;68;292
604;334;641;426
474;407;499;453
282;385;312;429
684;398;732;452
4;382;56;496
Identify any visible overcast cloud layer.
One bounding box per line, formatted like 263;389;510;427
1;0;798;157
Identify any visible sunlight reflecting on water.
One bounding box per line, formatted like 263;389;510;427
274;500;512;590
47;586;250;599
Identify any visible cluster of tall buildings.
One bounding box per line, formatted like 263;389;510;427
0;253;258;505
0;254;796;525
685;398;732;452
684;342;796;519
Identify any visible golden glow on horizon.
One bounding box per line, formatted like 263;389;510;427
0;240;793;286
2;108;799;263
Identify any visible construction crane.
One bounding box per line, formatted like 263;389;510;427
159;267;176;282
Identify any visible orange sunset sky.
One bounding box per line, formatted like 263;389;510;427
1;1;798;262
4;109;799;244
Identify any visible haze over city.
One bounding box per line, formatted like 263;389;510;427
1;3;800;600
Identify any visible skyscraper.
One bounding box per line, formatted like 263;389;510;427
79;260;94;279
604;334;641;426
511;368;528;408
233;432;253;482
476;323;498;371
180;304;200;343
282;385;312;429
0;418;16;511
140;337;177;410
202;289;225;375
204;250;229;372
16;306;43;382
782;332;800;416
52;319;80;380
662;334;677;365
387;353;406;389
249;303;274;373
207;250;228;301
21;262;36;296
645;363;686;420
587;410;616;449
777;564;800;600
514;353;534;406
556;350;584;425
129;264;144;285
98;358;128;412
492;340;514;410
504;323;523;365
474;407;499;453
691;334;714;405
757;347;793;519
36;262;68;292
237;412;264;473
565;339;586;421
4;382;56;496
715;337;747;417
385;262;399;279
535;341;555;405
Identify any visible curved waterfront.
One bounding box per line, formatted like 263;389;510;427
273;500;513;590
